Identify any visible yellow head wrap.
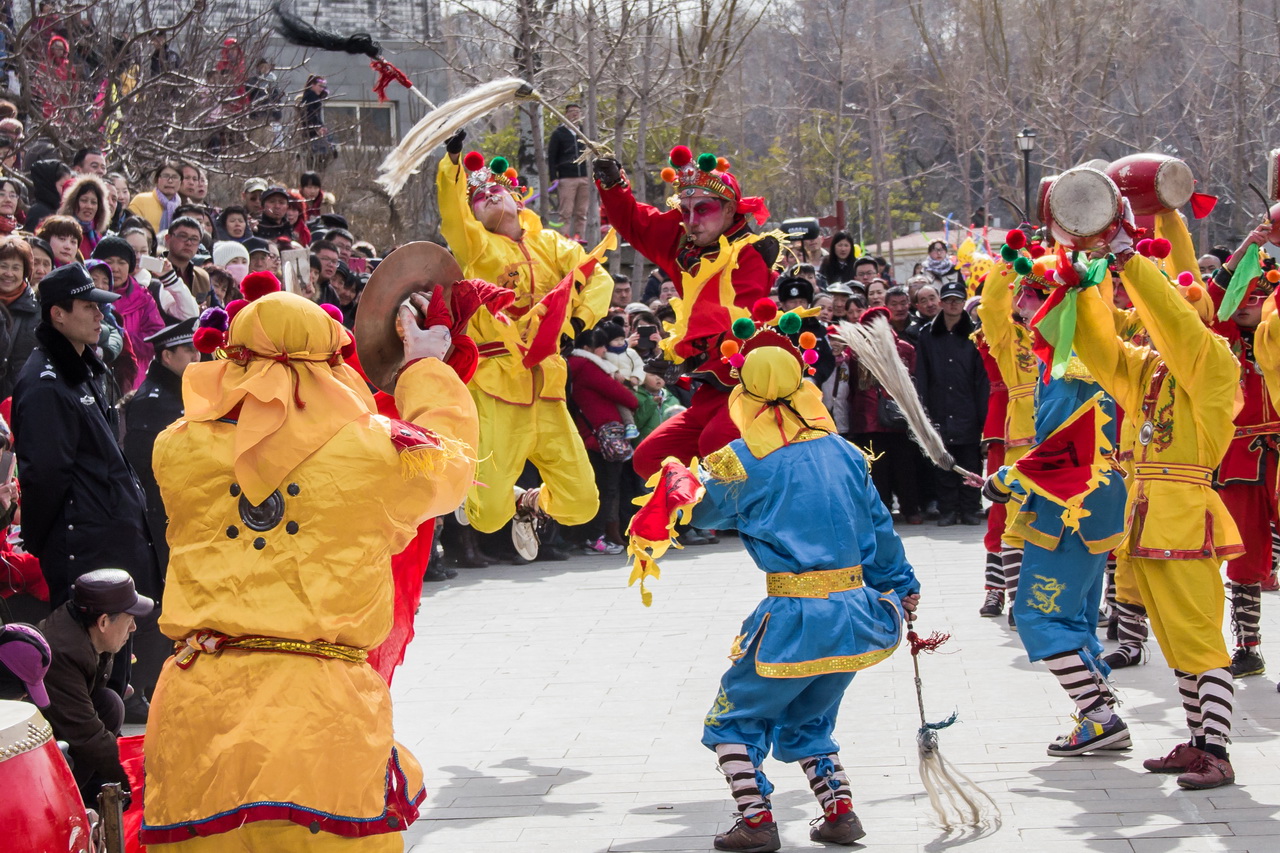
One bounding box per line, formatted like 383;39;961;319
727;346;833;458
183;291;376;504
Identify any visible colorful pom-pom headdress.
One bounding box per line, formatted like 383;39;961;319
462;150;531;204
661;144;770;225
718;297;822;376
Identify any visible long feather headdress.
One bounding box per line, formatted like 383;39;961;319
834;318;977;478
376;78;536;198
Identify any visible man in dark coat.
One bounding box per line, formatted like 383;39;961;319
914;279;987;527
547;103;589;238
39;569;153;808
11;264;161;713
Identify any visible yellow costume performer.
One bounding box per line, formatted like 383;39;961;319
141;287;478;850
437;144;612;535
1073;214;1243;788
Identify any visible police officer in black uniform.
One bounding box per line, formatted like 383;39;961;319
10;263;161;719
775;275;836;386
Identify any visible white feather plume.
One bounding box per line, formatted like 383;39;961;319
377;77;534;198
834;318;975;476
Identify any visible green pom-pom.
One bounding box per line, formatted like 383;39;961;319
1013;256;1034;276
1000;244;1019;263
778;311;802;335
732;317;757;340
697;152;718;173
489;156;509;174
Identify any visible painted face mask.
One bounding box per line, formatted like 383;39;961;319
681;198;723;228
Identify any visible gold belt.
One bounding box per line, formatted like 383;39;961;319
1133;462;1213;486
174;629;368;669
766;566;863;599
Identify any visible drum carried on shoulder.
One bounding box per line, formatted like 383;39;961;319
0;699;92;852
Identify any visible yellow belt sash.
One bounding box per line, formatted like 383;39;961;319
766;566;864;599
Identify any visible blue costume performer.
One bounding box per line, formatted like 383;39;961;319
982;255;1130;756
627;308;920;852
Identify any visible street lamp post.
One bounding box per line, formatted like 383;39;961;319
1016;128;1037;227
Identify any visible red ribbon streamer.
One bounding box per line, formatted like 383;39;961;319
370;58;413;103
908;629;951;656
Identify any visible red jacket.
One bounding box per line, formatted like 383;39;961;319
569;351;638;450
848;337;915;435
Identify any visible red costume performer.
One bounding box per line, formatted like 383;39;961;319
594;147;779;477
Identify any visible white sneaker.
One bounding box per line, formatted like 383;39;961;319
511;486;540;561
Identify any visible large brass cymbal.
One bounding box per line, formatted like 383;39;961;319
354;241;462;392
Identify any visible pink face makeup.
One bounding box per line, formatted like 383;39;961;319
681;198;723;226
471;185;507;207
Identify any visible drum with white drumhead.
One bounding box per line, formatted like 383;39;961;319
1106;153;1194;216
1046;167;1124;250
0;700;92;852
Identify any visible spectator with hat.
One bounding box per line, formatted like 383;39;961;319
212;240;250;288
253;185;293;241
38;568;154;806
92;236;166;383
777;275;835;385
241;176;267;218
913;277;987;527
0;622;52;705
243;236;276;274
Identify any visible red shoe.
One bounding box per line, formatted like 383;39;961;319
1177;753;1236;790
1143;742;1205;774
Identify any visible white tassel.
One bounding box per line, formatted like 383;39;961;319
377;78;535;197
917;729;1001;830
833;318;975;477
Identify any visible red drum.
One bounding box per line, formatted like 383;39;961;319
1268;148;1280;201
0;700;92;852
1106;153;1194;216
1045;167;1123;250
1269;202;1280;235
1036;175;1058;227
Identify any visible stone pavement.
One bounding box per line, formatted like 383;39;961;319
394;524;1280;853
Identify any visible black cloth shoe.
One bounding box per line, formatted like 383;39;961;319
683;529;711;546
1103;645;1145;669
1007;609;1017;630
960;512;984;526
535;544;572;562
124;692;151;725
1231;647;1266;678
936;513;958;527
425;566;458;582
979;589;1004;617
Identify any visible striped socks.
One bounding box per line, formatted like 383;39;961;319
1111;602;1148;665
1002;547;1023;602
715;744;771;820
801;754;852;814
984;551;1003;590
1175;669;1204;740
1230;583;1262;649
1197;668;1234;752
1045;650;1116;719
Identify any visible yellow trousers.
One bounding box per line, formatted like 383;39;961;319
1130;556;1231;674
999;444;1031;549
464;390;599;532
1113;553;1143;606
150;822;402;852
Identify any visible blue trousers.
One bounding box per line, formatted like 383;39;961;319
1013;532;1107;667
702;657;856;766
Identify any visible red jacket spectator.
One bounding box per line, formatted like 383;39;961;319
568;347;638;452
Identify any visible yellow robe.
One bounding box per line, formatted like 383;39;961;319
143;358;478;848
975;262;1040;452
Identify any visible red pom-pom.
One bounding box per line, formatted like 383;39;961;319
1150;238;1172;259
1004;229;1027;250
240;271;282;302
750;297;778;323
669;145;693;168
319;303;344;323
1027;244;1046;259
193;326;225;354
340;330;357;361
1135;238;1154;257
463;151;485;171
225;298;248;322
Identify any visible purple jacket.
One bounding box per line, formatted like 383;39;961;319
112;277;165;387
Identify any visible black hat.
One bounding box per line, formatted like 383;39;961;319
71;569;154;617
145;317;197;350
91;235;138;273
315;213;349;231
776;275;814;304
781;217;820;241
939;280;967;301
38;263;119;306
242;236;272;256
261;185;289;202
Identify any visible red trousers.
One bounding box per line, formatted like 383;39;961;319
1219;477;1278;585
634;384;740;478
984;442;1006;553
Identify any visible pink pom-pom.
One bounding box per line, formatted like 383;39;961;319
1150;238;1172;259
1135;238;1154;257
225;298;248;322
802;349;819;364
240;271;281;302
198;306;229;332
463;151;485;172
319;303;344;323
728;352;746;369
1177;271;1195;287
193;326;225;355
669;145;693;168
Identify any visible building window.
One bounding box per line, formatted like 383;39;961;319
325;101;397;148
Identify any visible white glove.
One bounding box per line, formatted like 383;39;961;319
399;293;452;362
1109;198;1136;256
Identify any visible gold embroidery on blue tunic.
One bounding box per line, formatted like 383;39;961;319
705;686;735;726
1028;574;1066;614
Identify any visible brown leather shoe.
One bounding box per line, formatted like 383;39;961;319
1177;753;1236;790
714;814;781;852
1142;742;1205;774
809;804;866;845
